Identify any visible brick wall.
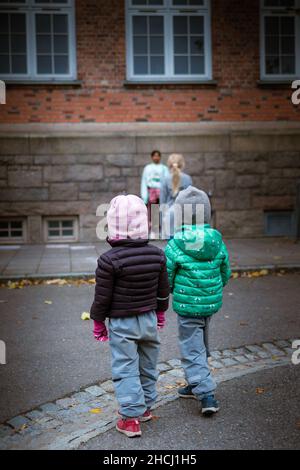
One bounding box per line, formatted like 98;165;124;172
0;124;299;242
0;0;299;124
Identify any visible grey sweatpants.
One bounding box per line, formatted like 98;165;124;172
108;311;160;418
178;315;216;400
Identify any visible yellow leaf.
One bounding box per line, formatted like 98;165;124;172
81;312;90;321
260;269;269;276
232;273;239;279
89;408;102;414
44;300;53;305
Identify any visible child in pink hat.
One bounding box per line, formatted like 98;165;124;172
90;194;169;438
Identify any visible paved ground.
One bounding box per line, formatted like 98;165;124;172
0;238;299;278
0;272;300;423
0;345;293;449
81;365;300;451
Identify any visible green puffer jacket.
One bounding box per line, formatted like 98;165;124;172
165;224;231;317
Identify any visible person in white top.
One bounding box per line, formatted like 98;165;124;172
141;150;169;234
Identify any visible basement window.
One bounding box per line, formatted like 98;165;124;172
0;219;25;242
264;211;296;236
44;217;78;242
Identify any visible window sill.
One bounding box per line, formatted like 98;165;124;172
257;80;294;88
5;80;82;87
123;79;218;87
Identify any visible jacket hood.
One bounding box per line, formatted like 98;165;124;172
174;224;223;261
107;194;149;240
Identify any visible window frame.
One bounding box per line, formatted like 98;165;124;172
0;218;26;243
44;216;78;243
125;0;212;82
0;0;77;81
260;0;300;81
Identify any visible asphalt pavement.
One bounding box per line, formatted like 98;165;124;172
0;272;300;423
81;365;300;450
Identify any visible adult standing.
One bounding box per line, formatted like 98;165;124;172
141;150;169;233
160;154;193;239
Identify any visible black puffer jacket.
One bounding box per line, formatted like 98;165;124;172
90;239;170;322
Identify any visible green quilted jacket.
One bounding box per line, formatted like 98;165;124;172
165;224;231;317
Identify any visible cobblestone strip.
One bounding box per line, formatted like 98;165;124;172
0;338;295;450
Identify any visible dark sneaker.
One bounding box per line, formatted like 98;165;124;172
201;395;220;416
178;385;197;400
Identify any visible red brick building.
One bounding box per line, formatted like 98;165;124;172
0;0;299;243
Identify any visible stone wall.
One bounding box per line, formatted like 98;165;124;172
0;123;300;242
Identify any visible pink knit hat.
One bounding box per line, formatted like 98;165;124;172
107;195;149;240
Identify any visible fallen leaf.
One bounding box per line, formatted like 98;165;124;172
81;312;90;321
256;387;265;395
296;421;300;430
46;278;68;286
240;322;249;327
44;300;53;305
0;300;8;304
89;408;102;414
151;415;160;421
232;273;239;279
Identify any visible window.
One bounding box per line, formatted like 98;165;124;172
126;0;212;81
0;0;76;81
0;219;25;242
44;217;78;242
260;0;300;80
264;211;296;236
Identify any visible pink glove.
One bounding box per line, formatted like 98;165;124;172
93;320;109;342
156;311;166;330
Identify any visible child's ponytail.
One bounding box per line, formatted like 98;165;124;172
168;154;185;197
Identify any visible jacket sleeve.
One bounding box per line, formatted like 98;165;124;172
165;241;178;293
160;177;167;205
141;166;149;204
157;253;170;312
90;254;114;322
220;242;232;287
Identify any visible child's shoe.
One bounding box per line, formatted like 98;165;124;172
116;417;142;438
178;385;197;399
201;395;220;416
139;409;153;423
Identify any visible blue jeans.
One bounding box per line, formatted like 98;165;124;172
178;315;216;400
108;311;160;418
